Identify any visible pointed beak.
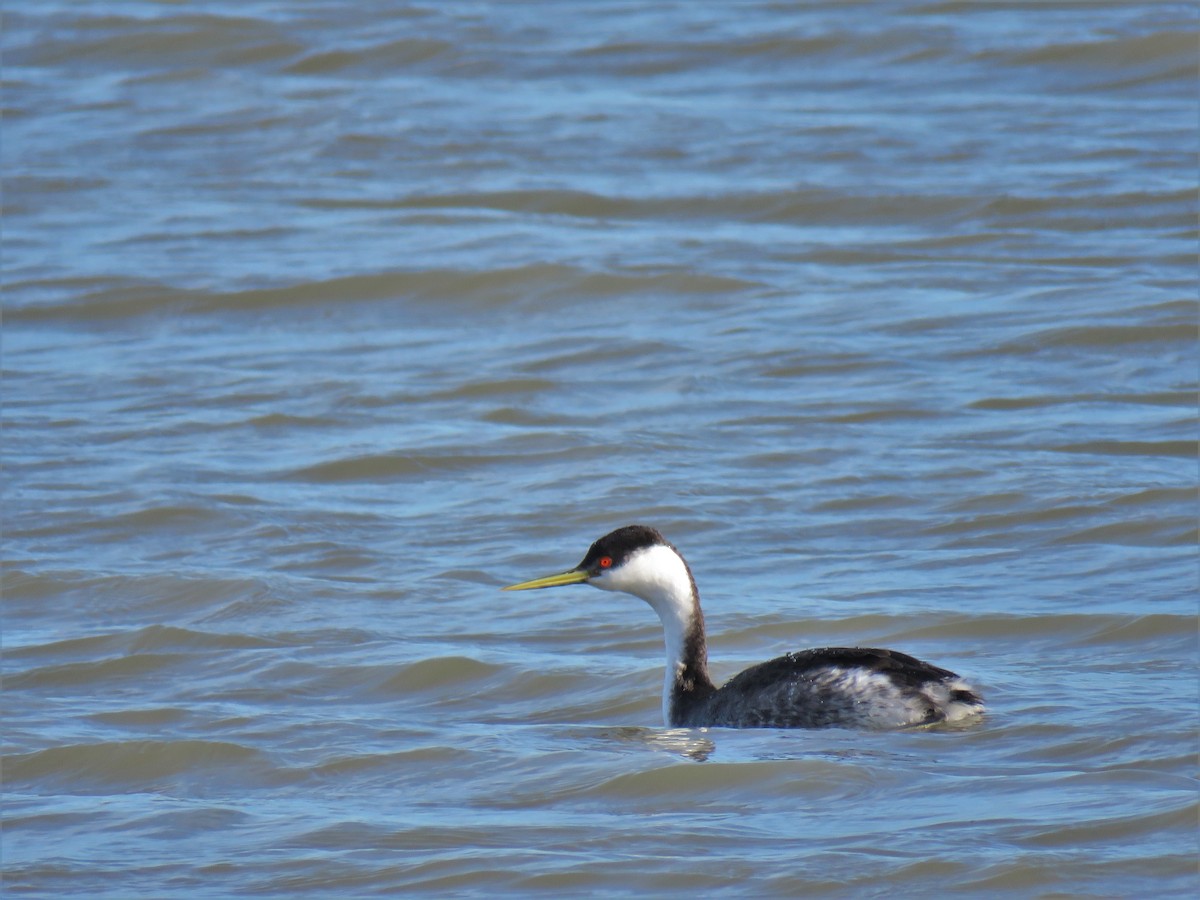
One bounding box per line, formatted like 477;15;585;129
502;568;590;591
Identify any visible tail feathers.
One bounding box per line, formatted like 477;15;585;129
939;679;985;723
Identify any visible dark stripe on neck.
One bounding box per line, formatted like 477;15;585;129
668;594;716;726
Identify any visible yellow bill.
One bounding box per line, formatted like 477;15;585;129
502;568;589;591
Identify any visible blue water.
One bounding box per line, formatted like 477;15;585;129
4;2;1197;896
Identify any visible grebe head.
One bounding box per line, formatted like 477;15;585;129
503;525;695;608
503;525;711;728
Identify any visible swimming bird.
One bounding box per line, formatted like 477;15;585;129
503;525;984;729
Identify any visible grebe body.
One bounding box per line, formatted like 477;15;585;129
504;525;983;730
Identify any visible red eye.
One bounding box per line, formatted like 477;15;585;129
599;556;613;569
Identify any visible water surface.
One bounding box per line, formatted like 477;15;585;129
3;2;1197;896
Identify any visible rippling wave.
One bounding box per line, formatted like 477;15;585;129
4;1;1196;897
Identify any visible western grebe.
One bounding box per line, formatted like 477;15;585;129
504;525;984;729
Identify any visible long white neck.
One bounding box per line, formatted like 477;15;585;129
592;544;708;725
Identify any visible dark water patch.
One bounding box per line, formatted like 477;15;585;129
88;707;193;728
884;614;1194;646
7;13;297;72
517;340;681;374
812;493;919;513
1019;802;1197;849
970;391;1197;410
303;186;982;227
570;759;887;808
244;412;342;429
964;857;1197;897
1065;614;1198;647
480;407;582;427
209;492;269;506
922;503;1099;536
2;571;277;628
309;746;479;780
995;29;1199;92
269;546;384;579
939;491;1029;513
7;503;237;543
757;354;885;378
1049;440;1196;459
6;175;110;195
2;809;101;834
1051;518;1197;547
998;324;1195;352
283;38;457;75
830;407;944;424
5;624;282;661
1106;487;1196;508
5;653;189;690
6;265;761;322
281;445;611;483
281;453;465;482
981;189;1195;224
2;279;202;322
737;450;840;469
921;490;1198;546
140;113;295;140
429;377;558;401
578;34;845;69
379;656;508;695
4;740;274;789
112;805;252;840
126;624;282;653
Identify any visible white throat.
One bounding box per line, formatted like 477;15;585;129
592;543;698;724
